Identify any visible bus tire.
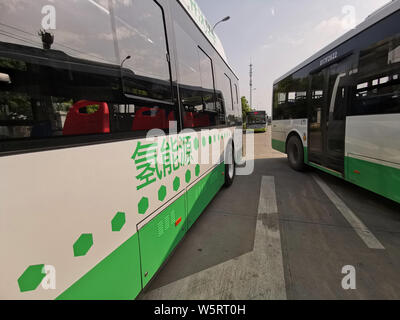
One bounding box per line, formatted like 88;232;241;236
287;135;305;171
224;142;236;187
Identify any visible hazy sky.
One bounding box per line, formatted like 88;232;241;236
197;0;391;115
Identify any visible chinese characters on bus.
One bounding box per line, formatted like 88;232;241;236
131;135;194;191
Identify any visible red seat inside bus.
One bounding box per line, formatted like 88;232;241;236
132;107;175;131
63;100;110;136
184;112;210;128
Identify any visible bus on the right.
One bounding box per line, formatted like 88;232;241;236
272;0;400;204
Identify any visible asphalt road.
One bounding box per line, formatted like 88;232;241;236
140;129;400;300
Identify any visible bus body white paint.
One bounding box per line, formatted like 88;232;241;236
346;114;400;168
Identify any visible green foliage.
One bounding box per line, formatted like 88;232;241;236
0;91;32;121
241;96;251;122
86;105;100;114
0;57;27;71
52;98;73;112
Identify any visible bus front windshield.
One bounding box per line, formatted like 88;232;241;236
247;112;266;125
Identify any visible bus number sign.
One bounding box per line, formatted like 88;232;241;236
320;51;338;67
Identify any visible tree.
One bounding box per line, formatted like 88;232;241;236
241;96;251;121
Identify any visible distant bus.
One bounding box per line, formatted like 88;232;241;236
0;0;242;300
272;1;400;204
246;111;267;132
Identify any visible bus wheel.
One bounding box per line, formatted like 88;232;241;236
287;135;305;171
224;142;236;187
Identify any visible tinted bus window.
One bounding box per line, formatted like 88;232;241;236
224;74;234;111
234;84;239;104
0;0;117;64
114;0;172;101
273;75;308;120
0;1;178;152
174;22;203;125
175;23;224;128
247;112;266;124
351;34;400;116
0;53;121;146
198;48;216;110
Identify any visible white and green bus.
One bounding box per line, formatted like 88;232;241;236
272;0;400;204
246;111;267;133
0;0;243;300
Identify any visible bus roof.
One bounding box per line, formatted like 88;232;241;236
273;0;400;85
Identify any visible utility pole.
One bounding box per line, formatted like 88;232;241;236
249;60;253;109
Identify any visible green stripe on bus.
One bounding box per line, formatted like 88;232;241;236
272;139;285;153
304;147;308;164
345;156;400;203
56;234;142;300
187;163;225;230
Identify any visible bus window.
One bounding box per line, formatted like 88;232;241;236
114;0;172;102
224;74;234;111
198;48;216;113
0;0;117;64
351;34;400;116
0;90;112;141
273;75;308;120
234;84;239;105
175;23;225;129
278;93;286;104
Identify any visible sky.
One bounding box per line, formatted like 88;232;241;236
197;0;392;115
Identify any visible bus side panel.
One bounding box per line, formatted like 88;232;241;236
271;120;287;153
0;129;232;300
271;119;308;155
272;139;286;154
345;114;400;203
56;234;141;300
346;156;400;203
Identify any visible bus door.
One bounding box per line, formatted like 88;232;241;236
308;57;352;173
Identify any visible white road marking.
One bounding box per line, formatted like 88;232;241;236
257;176;287;299
313;174;385;250
141;176;287;300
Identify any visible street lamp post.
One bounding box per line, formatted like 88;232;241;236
121;55;131;67
212;16;231;32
